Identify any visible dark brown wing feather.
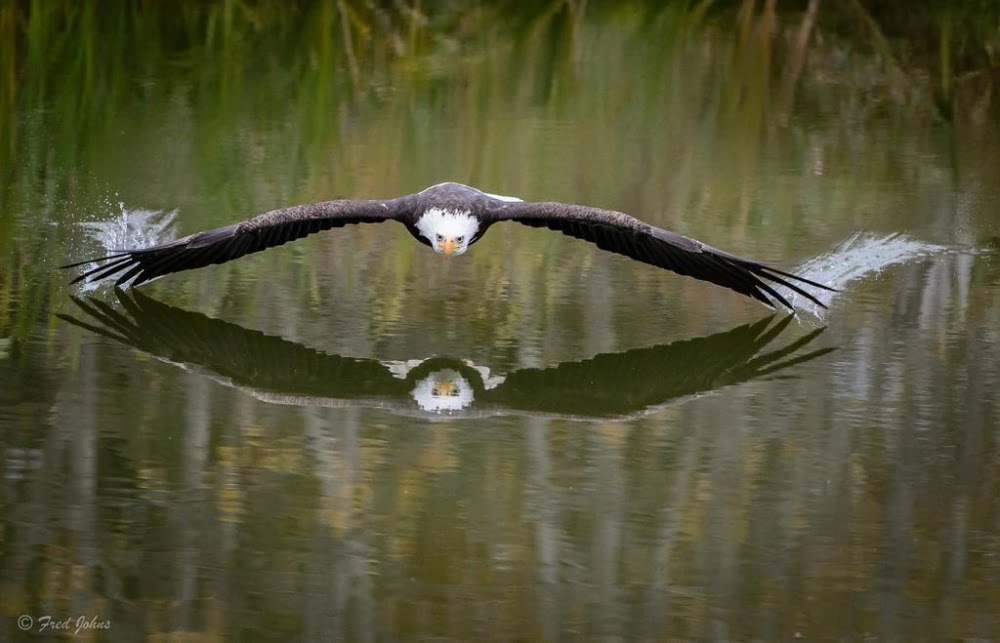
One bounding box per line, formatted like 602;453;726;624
63;199;406;287
484;201;834;310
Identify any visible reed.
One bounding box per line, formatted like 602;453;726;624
1;0;997;341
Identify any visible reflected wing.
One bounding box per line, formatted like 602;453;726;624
62;198;407;287
485;316;835;417
486;201;834;310
58;292;833;419
57;290;407;402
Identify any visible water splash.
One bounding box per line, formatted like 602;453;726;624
778;232;951;318
79;203;178;251
75;204;177;291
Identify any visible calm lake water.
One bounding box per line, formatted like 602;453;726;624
2;5;999;641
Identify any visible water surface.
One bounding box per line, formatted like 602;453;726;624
2;4;999;641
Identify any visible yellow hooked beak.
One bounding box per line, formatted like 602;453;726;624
442;238;457;256
432;381;455;396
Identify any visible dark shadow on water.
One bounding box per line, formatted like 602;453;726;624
58;290;836;420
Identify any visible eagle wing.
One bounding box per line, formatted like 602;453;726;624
63;198;408;287
484;315;833;416
485;200;833;310
58;290;408;400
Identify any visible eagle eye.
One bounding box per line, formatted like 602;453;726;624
456;236;464;243
436;234;443;242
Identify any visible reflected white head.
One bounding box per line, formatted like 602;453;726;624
416;208;479;256
411;370;474;412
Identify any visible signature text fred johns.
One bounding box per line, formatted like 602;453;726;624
18;613;111;635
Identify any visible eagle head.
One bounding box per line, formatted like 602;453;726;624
415;208;479;256
411;370;474;411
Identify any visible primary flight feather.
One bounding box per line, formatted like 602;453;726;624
63;182;833;310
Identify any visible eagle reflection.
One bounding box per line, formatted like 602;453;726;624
59;291;834;420
411;370;475;411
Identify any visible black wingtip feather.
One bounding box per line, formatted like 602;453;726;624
754;266;828;310
757;263;838;292
69;256;134;284
60;252;132;270
713;255;828;311
114;264;145;287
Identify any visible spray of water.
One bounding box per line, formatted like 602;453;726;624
79;203;178;251
75;204;177;291
777;232;952;318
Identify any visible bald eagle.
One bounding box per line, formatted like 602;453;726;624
59;290;834;419
63;182;832;310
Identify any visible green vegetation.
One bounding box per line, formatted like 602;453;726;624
2;0;997;343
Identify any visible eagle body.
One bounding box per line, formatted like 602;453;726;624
64;181;833;310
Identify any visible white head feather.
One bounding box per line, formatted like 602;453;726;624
481;190;521;203
411;370;474;412
415;208;479;255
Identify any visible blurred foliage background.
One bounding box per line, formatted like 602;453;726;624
2;1;998;329
2;2;1000;640
2;0;999;340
